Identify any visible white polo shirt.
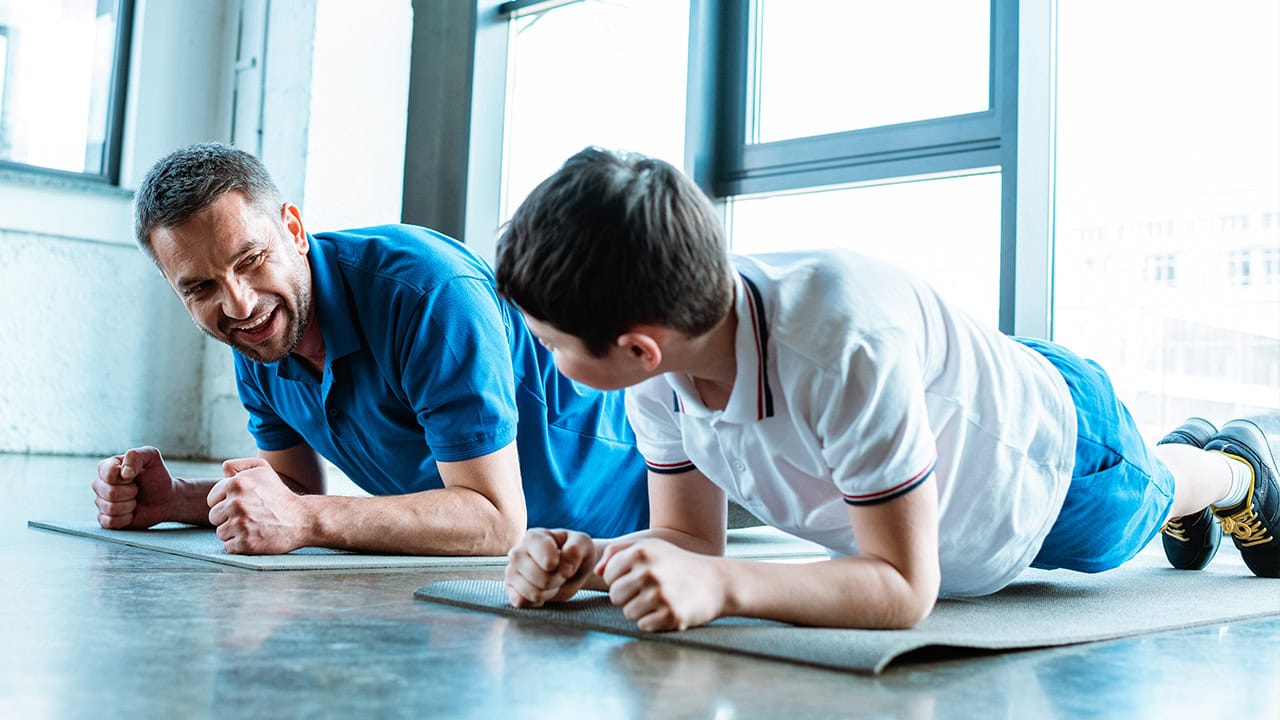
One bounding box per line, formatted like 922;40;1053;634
625;251;1077;596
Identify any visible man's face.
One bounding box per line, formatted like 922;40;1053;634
522;314;650;391
150;191;313;364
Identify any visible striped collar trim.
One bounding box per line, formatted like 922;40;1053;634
669;272;775;422
738;273;775;421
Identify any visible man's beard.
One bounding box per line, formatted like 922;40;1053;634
217;285;314;364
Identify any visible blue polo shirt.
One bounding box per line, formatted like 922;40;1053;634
233;224;649;537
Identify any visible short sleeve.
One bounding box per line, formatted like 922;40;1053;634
813;331;937;506
624;378;696;475
399;278;519;462
234;352;305;451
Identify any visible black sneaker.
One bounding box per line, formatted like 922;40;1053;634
1158;418;1220;570
1206;419;1280;578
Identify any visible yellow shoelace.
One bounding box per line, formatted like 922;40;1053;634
1162;518;1189;542
1219;507;1272;548
1213;451;1271;548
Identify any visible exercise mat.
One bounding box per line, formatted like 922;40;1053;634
414;554;1280;673
28;520;826;571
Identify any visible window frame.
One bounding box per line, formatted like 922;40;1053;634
0;0;135;185
707;0;1007;197
407;0;1053;336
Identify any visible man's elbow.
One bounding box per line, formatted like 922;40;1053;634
474;502;526;555
491;512;526;553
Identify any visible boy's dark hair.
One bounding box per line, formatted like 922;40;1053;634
134;142;282;258
495;147;734;357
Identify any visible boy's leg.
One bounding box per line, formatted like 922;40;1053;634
1153;418;1223;570
1205;419;1280;578
1021;338;1179;573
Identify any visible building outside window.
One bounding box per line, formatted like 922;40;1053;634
1053;0;1280;436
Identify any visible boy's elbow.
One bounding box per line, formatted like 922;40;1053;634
891;590;937;629
877;568;940;629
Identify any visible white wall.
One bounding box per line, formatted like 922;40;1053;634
0;229;205;453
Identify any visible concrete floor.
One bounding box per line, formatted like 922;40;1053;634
2;452;1277;719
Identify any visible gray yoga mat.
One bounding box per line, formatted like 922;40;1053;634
415;554;1280;674
28;520;826;571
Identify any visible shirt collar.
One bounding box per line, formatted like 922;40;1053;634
667;271;775;423
272;234;362;382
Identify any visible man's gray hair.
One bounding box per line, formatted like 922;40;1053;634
134;143;282;257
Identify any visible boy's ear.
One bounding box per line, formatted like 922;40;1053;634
616;329;664;372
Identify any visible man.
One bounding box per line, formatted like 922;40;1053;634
91;143;649;555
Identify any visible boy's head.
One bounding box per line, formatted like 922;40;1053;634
495;147;734;359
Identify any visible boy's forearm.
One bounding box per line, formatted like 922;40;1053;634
719;555;938;629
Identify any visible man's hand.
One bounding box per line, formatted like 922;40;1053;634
93;447;182;529
596;538;727;632
505;528;599;607
207;457;315;555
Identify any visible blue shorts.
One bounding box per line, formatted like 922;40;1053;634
1017;338;1176;573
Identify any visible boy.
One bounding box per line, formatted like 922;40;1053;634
494;147;1279;631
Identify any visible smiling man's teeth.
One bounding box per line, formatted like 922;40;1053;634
235;312;271;332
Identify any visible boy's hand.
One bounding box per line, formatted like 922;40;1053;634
596;538;726;632
505;528;597;607
207;458;314;555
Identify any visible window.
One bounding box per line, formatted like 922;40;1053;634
1053;1;1280;436
1261;247;1280;285
750;0;990;143
728;171;1002;325
460;0;1027;330
499;0;689;220
716;1;1008;199
0;0;132;181
1228;250;1252;287
718;0;1013;329
1144;254;1176;287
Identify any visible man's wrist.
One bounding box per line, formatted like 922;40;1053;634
296;493;331;548
172;477;214;526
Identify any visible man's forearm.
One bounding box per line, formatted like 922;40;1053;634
170;477;219;526
302;487;524;555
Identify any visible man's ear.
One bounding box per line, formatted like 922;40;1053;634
616;329;664;372
281;202;308;253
